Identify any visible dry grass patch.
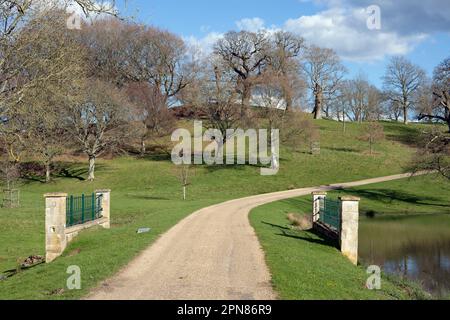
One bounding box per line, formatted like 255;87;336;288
287;213;312;230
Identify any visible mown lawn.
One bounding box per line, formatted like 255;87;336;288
249;175;449;300
0;120;439;299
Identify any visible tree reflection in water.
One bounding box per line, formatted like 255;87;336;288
359;214;450;297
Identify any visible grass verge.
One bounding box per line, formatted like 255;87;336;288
249;175;449;299
0;120;440;299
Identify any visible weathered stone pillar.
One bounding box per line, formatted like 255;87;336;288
339;196;360;265
45;193;68;263
311;192;327;224
96;189;111;229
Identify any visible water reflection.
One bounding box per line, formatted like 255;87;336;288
359;214;450;298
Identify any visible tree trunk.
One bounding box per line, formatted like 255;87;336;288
140;138;146;156
241;83;251;117
313;83;323;120
402;96;408;124
284;87;293;111
183;186;186;201
343;112;346;133
403;105;408;124
445;96;449;132
45;162;51;183
323;104;329;118
88;156;96;181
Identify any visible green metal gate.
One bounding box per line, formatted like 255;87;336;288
66;193;103;227
319;198;341;233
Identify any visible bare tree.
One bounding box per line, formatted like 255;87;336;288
0;157;20;190
79;18;136;86
367;85;383;121
0;0;117;99
84;19;192;105
283;110;318;153
359;121;385;155
302;46;346;119
0;0;116;180
67;80;130;181
256;71;316;163
340;77;368;123
214;31;269;115
268;31;305;110
71;0;118;16
334;86;348;132
173;164;192;200
126;25;191;106
382;91;402;122
206;66;241;140
411;127;449;179
255;71;285;170
125;82;176;155
181;56;242;145
340;75;382;123
418;57;450;132
254;71;287;112
383;56;426;124
9;10;86;182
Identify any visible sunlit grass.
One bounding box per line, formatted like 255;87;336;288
249;174;449;300
0;120;439;299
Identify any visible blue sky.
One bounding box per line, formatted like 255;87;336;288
115;0;450;88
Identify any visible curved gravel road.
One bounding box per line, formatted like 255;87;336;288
86;173;417;300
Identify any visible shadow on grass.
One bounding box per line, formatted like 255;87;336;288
54;166;88;181
1;261;45;279
278;229;340;249
21;162;110;184
383;122;421;147
205;164;248;173
54;163;109;181
261;221;339;249
324;147;359;153
126;194;171;201
142;153;172;162
347;188;449;208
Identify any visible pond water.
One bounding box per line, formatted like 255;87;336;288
359;213;450;298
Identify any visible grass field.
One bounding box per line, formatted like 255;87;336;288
0;119;441;299
249;174;449;300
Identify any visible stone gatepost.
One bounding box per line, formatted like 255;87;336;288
311;192;327;224
45;193;68;263
96;189;111;229
339;196;360;265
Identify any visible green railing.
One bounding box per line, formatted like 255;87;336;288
66;193;103;227
319;198;341;233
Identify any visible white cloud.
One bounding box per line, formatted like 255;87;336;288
188;1;435;62
236;17;266;32
184;32;224;56
284;8;427;61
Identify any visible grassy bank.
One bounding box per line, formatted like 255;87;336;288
249;175;449;299
0;120;435;299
